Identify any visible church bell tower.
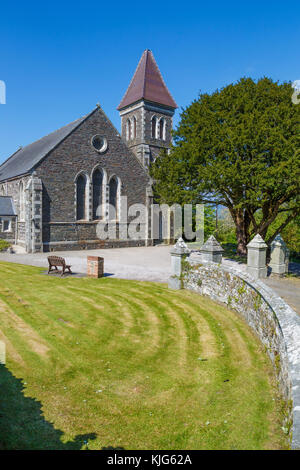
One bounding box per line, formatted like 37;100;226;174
117;50;177;168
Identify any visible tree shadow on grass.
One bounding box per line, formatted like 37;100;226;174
0;365;96;450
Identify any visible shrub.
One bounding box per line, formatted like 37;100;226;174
0;239;11;252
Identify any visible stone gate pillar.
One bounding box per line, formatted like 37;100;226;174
168;237;190;290
247;234;267;279
199;235;224;263
269;234;288;276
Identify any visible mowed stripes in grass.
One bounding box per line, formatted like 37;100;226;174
0;261;287;450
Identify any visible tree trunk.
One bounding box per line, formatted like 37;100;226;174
235;211;248;256
236;236;247;256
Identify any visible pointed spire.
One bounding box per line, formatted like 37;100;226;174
117;50;177;110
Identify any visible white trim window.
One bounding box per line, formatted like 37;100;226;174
132;116;137;139
159;118;166;140
126;119;132;141
151;116;157;139
2;218;12;232
75;173;90;221
108;176;121;221
92;168;105;220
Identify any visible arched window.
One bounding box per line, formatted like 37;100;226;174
92;169;103;220
151;116;157;139
19;181;25;221
76;174;87;220
109;176;119;220
159;118;166;140
133;116;137;139
126;119;132;140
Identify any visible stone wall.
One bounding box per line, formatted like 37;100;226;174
43;221;148;251
181;258;300;449
0;217;16;243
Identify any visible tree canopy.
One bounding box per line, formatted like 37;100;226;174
151;77;300;254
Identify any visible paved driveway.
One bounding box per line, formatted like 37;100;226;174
0;245;172;283
1;245;299;314
264;276;300;316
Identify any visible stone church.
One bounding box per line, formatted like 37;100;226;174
0;50;177;253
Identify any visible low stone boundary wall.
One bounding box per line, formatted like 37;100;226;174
182;258;300;449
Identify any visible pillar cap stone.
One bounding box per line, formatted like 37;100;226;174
200;235;224;253
170;237;190;255
247;234;268;249
271;234;287;248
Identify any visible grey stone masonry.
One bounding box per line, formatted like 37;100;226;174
25;174;43;253
269;234;289;276
199;235;224;263
120;101;174;167
247;234;268;279
168;237;190;290
34;107;151;252
179;257;300;449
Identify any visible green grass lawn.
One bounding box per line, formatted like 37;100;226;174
0;262;287;450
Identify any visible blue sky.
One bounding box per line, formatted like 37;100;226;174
0;0;299;164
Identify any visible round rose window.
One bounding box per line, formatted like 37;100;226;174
91;135;108;153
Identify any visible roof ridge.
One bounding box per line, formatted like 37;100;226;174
0;109;97;172
26;107;98;169
0;107;98;181
147;50;177;109
8;113;89;159
117;51;146;111
142;50;149;98
0;147;23;170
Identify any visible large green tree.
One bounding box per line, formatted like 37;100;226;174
151;78;300;254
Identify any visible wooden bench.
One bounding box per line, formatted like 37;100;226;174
47;256;72;277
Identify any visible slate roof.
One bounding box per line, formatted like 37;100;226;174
0;196;16;216
0;110;95;182
117;49;177;110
